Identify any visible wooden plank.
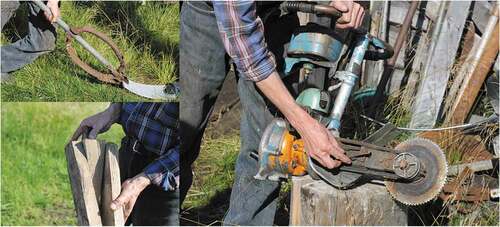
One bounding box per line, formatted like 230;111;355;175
472;1;493;34
410;1;471;128
445;12;499;125
400;1;434;110
290;176;315;226
82;139;105;205
386;23;408;94
65;141;102;226
363;0;388;87
388;1;429;30
297;180;407;225
101;143;125;226
442;23;482;117
424;0;442;22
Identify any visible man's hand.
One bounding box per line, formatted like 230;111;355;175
110;173;151;221
70;103;121;141
256;73;351;169
44;0;60;23
294;115;351;169
330;1;365;29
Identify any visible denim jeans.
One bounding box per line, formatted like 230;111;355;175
1;1;56;73
179;1;299;225
119;136;179;226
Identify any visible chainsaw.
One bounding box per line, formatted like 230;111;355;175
254;2;448;206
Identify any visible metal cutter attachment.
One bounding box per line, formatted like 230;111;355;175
255;119;448;205
32;0;177;101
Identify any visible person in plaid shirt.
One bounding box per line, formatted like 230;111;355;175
72;102;179;225
180;0;364;225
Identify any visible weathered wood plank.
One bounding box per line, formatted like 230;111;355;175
65;141;102;226
82;139;105;204
297;180;407;225
424;0;442;22
410;1;471;128
363;0;388;87
101;143;124;226
388;1;429;30
386;23;408;94
400;1;433;110
442;23;482;118
445;11;499;125
472;1;493;34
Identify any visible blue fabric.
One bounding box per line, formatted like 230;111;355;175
1;1;57;73
119;102;179;191
213;0;277;82
179;1;297;224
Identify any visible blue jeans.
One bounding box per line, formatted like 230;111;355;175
1;1;56;73
179;1;299;225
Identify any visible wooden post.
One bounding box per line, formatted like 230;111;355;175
410;1;471;128
101;143;125;226
445;8;499;125
65;141;102;226
290;178;407;225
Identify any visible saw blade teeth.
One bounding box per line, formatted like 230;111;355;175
385;137;448;206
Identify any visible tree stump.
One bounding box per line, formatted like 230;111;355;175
290;176;408;226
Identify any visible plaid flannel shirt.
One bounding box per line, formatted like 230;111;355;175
119;102;179;191
213;0;277;82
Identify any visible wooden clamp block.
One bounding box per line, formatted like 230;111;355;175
102;143;125;226
290;176;408;226
65;141;102;225
65;139;124;226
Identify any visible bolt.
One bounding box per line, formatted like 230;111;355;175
399;160;408;169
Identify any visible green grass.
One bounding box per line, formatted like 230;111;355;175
183;134;239;209
181;131;239;225
1;1;179;101
0;102;125;225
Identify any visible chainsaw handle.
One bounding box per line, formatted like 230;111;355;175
280;2;342;18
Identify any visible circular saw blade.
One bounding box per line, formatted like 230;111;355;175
385;138;448;205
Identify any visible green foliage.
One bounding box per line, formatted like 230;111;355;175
1;103;125;225
1;1;179;101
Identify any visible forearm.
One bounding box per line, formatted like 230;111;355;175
255;72;315;131
107;103;122;123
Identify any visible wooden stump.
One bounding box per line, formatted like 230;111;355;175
290;176;408;226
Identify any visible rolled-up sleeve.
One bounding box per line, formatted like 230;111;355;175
143;145;180;191
213;0;276;82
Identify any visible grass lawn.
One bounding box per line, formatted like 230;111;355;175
1;102;125;225
1;1;179;102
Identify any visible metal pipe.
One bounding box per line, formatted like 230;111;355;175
387;1;419;67
328;35;370;130
31;0;115;70
281;2;342;18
